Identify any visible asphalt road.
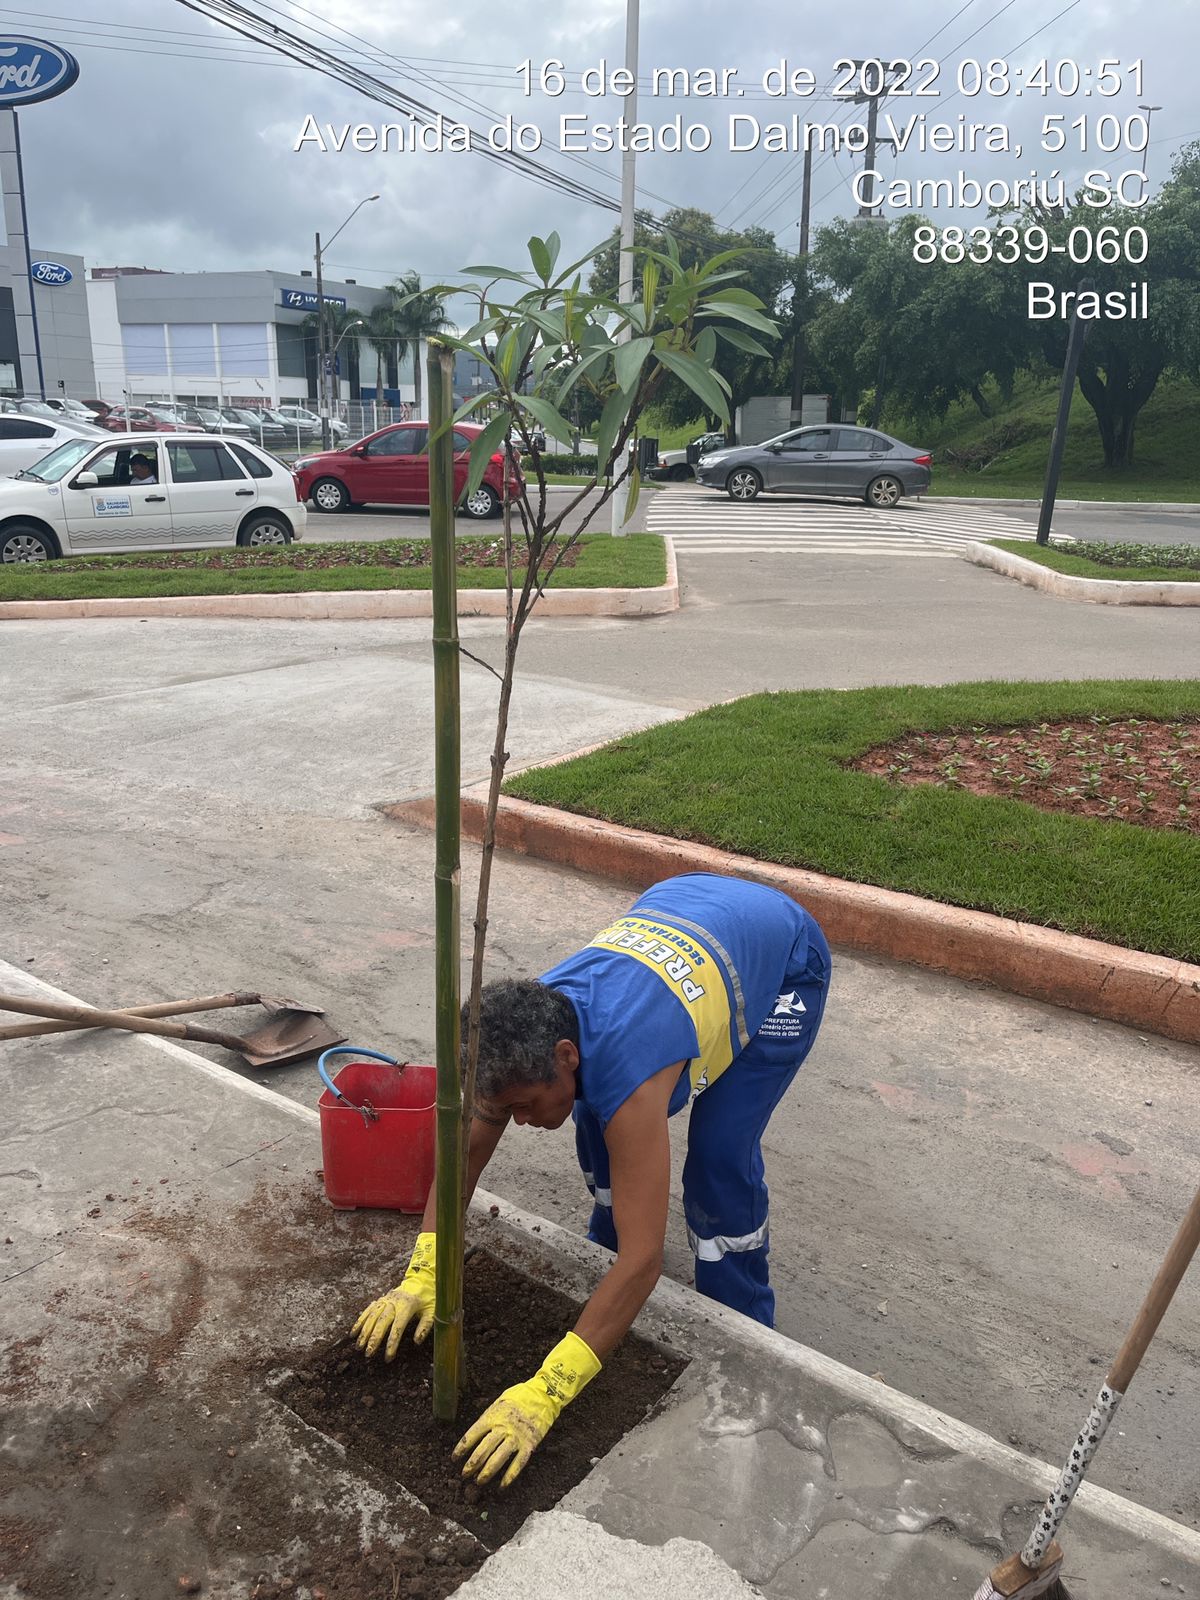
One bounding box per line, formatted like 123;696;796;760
299;485;1199;550
2;555;1197;1530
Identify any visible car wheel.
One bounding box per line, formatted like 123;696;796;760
310;476;350;513
866;474;903;509
237;514;292;548
726;468;762;502
668;464;692;482
462;483;499;519
1;522;59;563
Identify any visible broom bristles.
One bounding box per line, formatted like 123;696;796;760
973;1576;1072;1600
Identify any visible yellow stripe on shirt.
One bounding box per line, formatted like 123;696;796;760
586;915;736;1093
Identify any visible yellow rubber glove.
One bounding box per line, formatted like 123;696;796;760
352;1232;437;1359
453;1331;601;1488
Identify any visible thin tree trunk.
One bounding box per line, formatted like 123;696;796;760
969;383;992;418
413;338;423;419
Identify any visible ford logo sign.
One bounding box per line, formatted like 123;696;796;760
0;36;80;107
31;260;73;286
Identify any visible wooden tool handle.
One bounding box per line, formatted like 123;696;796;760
1110;1183;1200;1393
0;994;247;1051
0;992;259;1042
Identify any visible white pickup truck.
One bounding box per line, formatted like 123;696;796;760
648;430;728;481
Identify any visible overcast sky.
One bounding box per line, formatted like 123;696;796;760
15;0;1200;307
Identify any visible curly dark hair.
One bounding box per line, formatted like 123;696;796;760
461;979;579;1100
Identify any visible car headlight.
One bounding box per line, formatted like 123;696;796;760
293;457;319;470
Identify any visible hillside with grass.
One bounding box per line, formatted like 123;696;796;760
645;373;1200;503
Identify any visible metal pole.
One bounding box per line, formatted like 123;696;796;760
1036;279;1094;546
314;231;329;450
12;113;46;400
789;142;814;429
1138;105;1161;200
610;0;639;537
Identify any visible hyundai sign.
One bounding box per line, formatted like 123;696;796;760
0;37;80;107
31;260;72;287
280;288;347;314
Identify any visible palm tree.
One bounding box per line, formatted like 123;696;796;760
299;303;365;402
365;301;397;405
386;271;451;419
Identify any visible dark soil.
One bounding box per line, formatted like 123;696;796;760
852;716;1200;834
282;1250;686;1555
51;539;581;574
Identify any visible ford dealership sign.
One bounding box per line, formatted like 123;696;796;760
0;37;80;107
31;260;73;287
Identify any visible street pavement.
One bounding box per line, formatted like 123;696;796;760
298;481;1200;551
2;593;1197;1529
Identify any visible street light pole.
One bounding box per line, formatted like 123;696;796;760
1138;105;1162;201
314;193;379;449
611;0;639;537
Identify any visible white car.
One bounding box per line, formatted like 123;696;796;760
277;405;349;442
42;397;99;425
0;431;306;563
0;413;109;476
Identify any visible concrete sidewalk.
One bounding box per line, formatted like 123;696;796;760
3;973;1199;1599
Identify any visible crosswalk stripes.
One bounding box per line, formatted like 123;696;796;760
644;486;1036;560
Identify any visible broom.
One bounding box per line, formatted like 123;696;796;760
973;1180;1200;1600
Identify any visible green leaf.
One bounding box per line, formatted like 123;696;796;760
596;384;632;478
528;235;552;283
554;346;612;401
655;348;730;424
551;239;607;287
614;335;653;395
695;247;760;279
517;394;574;447
701;286;766;308
451;391;499;424
714;325;773;357
544;231;562;280
460;264;537;284
623;462;641;525
696;302;780;337
466;412;510;497
642;259;660;328
694;326;717;367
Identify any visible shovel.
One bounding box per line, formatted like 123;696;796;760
0;992;346;1069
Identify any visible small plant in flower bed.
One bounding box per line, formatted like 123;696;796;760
50;539;578;574
1056;541;1200;572
854;715;1200;833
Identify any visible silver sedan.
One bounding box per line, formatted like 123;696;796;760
696;425;932;508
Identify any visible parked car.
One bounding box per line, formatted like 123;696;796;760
277;404;348;442
292;421;523;519
198;407;251;438
650;430;727;482
0;414;109;477
0;432;306;562
223;407;287;448
147;402;215;432
101;405;182;434
42;397;98;425
695;425;932;507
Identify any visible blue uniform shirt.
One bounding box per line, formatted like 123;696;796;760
539;873;818;1128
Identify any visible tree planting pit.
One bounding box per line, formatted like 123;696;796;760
279;1248;686;1579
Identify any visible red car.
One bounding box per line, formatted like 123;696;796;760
292;421;523;520
101;405;181;434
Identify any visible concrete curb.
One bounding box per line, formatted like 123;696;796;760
967;540;1200;606
933;495;1200;513
385;790;1200;1045
0;538;679;622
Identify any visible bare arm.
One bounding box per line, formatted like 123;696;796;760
419;1104;510;1234
572;1061;682;1361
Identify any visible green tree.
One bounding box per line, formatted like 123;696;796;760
389;271;452;418
807;217;1028;427
365;300;397;401
590;208;792;433
1021;145;1200;466
299;302;365;398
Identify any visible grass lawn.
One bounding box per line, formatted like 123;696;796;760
0;534;667;602
989;539;1200;583
505;680;1200;960
884;373;1200;504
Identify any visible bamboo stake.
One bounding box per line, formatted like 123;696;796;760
428;339;464;1421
